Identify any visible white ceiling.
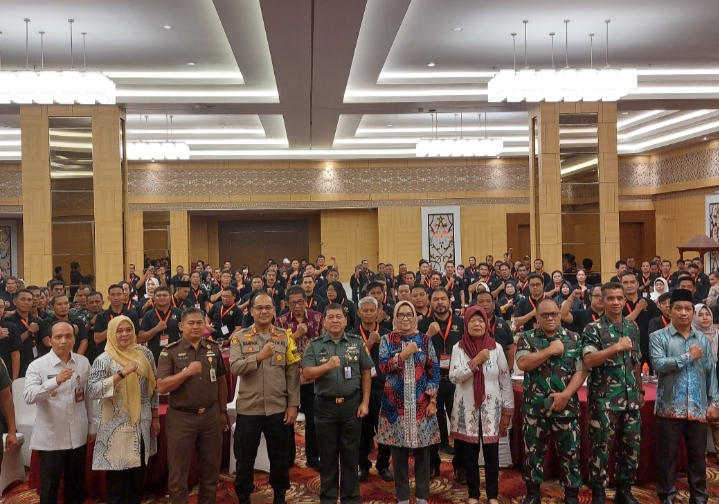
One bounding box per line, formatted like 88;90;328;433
0;0;719;159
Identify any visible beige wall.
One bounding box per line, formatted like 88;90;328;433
654;195;706;262
377;207;423;269
320;209;378;271
460;204;528;263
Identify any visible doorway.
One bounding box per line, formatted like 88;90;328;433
619;211;656;263
506;213;531;261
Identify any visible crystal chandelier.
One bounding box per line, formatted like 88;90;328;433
487;20;637;103
0;19;116;105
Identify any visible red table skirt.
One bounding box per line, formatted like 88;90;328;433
510;384;687;484
28;404;232;501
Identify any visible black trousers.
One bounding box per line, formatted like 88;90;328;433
38;444;87;504
430;378;460;470
288;383;318;465
359;390;391;471
105;440;146;504
391;446;431;501
314;393;362;504
656;417;709;504
455;439;499;500
234;413;289;502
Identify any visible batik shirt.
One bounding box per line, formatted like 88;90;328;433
275;309;324;385
650;325;719;421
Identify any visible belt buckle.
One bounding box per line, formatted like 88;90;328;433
335;397;344;404
198;408;206;414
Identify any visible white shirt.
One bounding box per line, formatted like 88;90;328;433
23;349;98;451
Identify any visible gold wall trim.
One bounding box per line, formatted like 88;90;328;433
129;197;531;212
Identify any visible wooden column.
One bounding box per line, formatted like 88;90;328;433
126;211;144;277
92;106;125;297
170;211;190;271
528;103;563;270
598;102;620;282
20;107;52;286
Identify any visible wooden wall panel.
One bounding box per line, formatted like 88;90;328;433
654;195;706;263
170;211;190;270
125;211;144;276
20;106;52;286
320;210;378;274
308;213;321;262
207;217;220;268
377;207;422;269
460;204;528;263
190;215;209;267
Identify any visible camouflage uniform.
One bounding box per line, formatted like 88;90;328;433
581;315;642;490
515;326;585;489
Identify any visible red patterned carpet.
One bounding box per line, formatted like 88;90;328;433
3;423;718;503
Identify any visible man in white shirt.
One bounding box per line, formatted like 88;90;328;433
23;320;97;504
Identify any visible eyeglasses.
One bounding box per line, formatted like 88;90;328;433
288;300;304;306
538;312;560;320
251;305;274;313
396;313;414;320
529;283;544;288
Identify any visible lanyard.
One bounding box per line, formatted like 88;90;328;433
518;279;529;291
423;279;431;288
221;304;234;319
171;297;179;308
266;286;276;297
591;311;600;322
126;299;133;310
155;308;171;324
488;318;497;338
528;294;545;311
359;324;378;344
435;314;453;343
625;301;634;314
305;297;313;308
641;276;651;287
661;315;670;327
446;276;454;291
191;288;202;300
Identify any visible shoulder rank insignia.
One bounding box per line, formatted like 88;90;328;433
165;340;180;349
231;335;240;345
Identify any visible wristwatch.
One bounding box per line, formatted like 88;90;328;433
117;369;125;379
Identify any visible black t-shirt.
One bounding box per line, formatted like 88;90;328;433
7;312;43;377
648;315;671;338
442;275;464;310
94;308;141;356
418;314;464;376
513;295;546;330
566;308;603;334
187;286;209;313
303;293;325;312
0;290;16;311
623;298;661;364
207;302;243;337
39;315;88;356
487;315;514;351
170;274;183;290
263;284;285;316
170;296;193;311
637;275;657;297
351;324;390;392
211;285;240;303
141;307;183;363
0;321;21;378
317;298;357;331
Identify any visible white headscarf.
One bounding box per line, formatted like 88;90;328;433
651;277;669;302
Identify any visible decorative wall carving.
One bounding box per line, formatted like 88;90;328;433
127;164;530;196
0;172;22;199
618;146;719;188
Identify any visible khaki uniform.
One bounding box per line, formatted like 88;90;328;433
157;337;226;504
229;325;300;504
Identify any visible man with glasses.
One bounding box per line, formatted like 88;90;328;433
516;298;587;504
229;293;301;504
275;285;324;471
560;285;605;334
581;283;644;504
650;289;719;504
514;274;547;331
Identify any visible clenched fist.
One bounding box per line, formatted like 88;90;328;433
548;339;565;356
326;356;342;370
185;361;203;376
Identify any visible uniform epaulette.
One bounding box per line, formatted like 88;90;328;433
165;340;180;349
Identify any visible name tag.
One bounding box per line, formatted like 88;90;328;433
221;325;229;336
160;334;169;347
195;303;201;309
440;354;450;370
75;387;85;402
33;347;38;358
209;368;217;383
371;366;377;378
344;366;352;380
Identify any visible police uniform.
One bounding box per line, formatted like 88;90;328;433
515;326;586;498
418;313;463;470
581;315;642;499
157;338;226;504
303;331;373;504
229;324;301;504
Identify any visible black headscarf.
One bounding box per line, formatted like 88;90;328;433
328;281;348;304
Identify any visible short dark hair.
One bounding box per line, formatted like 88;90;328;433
527;273;543;284
87;291;103;300
108;284;123;294
429;287;450;300
615;260;627;269
688;263;700;270
326;268;338;276
323;303;346;317
410;284;427;293
50;280;65;289
15;288;32;298
366;281;383;293
601;282;624;297
50;294;68;306
677;274;694;286
26;285;40;293
620;271;638;280
181;307;203;321
445;260;455;267
476;290;494;301
154;286;171;296
285;285;305;299
429;271;442;280
676;259;685;265
54;266;63;274
478;262;490;269
582;258;593;269
657;292;672;304
517;263;528;271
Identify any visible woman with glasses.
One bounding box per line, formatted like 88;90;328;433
88;315;159;504
377;301;440;504
449;306;513;504
317;281;357;331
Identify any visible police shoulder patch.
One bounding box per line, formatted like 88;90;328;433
165;340;180;349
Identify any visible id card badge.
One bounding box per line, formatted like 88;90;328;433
160;334;169;347
209;367;217;383
221;325;229;336
195;303;201;309
450;293;455;303
370;366;377;378
344;366;352;380
440;353;451;370
32;346;38;358
75;387;85;402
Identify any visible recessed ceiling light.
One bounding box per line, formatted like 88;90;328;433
162;25;173;30
387;124;393;127
620;111;629;115
704;136;708;141
186;62;196;66
452;27;462;31
427;62;436;67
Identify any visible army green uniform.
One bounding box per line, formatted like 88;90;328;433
581;315;642;491
515;326;586;489
303;332;373;504
157;337;226;504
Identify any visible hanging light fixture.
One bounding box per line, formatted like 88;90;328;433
126;115;190;160
487;19;637;103
0;18;116;105
416;113;503;157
